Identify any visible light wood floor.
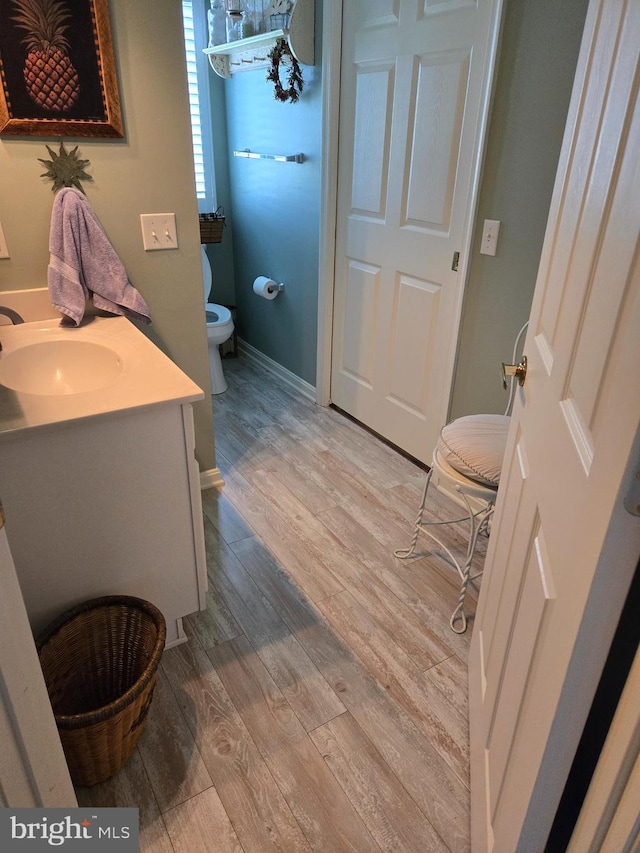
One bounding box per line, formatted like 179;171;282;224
77;356;486;852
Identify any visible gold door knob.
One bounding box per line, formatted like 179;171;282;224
502;355;527;389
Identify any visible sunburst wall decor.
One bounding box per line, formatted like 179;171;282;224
39;141;92;193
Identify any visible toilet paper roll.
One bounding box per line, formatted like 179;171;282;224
253;276;280;300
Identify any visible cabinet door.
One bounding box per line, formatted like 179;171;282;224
0;405;206;647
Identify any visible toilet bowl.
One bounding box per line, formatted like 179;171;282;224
202;245;234;394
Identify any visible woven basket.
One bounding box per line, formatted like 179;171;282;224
37;595;166;787
199;212;225;244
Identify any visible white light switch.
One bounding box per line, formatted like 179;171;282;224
480;219;501;256
0;221;9;259
140;213;178;251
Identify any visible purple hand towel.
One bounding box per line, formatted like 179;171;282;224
48;187;151;326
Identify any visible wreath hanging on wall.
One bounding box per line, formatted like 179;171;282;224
266;39;304;103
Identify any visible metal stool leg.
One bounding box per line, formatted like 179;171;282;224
394;468;493;633
394;468;433;559
449;496;493;633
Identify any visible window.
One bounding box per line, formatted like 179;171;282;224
182;0;216;213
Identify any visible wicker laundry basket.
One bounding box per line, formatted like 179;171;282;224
37;595;166;787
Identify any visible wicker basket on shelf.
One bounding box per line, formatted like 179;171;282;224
199;209;226;244
37;595;166;787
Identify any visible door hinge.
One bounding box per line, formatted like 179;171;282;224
452;251;460;271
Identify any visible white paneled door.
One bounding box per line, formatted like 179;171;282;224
469;2;640;850
330;0;503;461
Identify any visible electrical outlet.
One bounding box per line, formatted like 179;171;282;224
0;221;9;258
480;219;501;256
140;213;178;251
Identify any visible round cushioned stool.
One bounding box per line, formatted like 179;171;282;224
438;414;510;487
395;414;510;633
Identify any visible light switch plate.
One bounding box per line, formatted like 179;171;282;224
140;213;178;251
480;219;501;256
0;221;9;258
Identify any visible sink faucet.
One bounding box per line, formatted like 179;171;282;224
0;306;25;352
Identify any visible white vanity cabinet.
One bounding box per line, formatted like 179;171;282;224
0;317;207;648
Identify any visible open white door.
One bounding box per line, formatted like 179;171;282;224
568;642;640;852
0;516;76;807
330;0;503;462
469;2;640;850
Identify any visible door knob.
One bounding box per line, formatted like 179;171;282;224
502;355;527;389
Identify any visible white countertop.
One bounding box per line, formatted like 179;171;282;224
0;316;204;440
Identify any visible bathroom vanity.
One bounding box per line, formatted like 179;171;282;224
0;316;207;648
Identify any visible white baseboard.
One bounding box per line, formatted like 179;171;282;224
200;468;224;490
237;338;316;401
165;617;188;649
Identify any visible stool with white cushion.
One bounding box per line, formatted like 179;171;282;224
394;321;529;634
395;414;510;633
394;322;529;634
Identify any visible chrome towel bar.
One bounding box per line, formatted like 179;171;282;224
233;149;304;163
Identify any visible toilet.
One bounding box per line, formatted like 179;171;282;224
202;245;234;394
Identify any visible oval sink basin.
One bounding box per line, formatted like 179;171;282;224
0;340;123;396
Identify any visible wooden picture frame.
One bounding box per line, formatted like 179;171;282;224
0;0;123;138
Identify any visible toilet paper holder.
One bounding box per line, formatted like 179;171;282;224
261;279;284;294
253;276;285;300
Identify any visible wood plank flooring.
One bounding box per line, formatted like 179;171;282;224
77;356;485;852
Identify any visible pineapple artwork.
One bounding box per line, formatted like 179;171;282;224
11;0;80;112
0;0;123;137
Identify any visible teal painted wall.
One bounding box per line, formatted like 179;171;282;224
209;3;323;386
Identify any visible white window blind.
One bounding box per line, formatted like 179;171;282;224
182;0;216;212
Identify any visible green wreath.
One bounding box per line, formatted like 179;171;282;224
266;39;304;103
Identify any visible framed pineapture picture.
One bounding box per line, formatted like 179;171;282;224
0;0;123;137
